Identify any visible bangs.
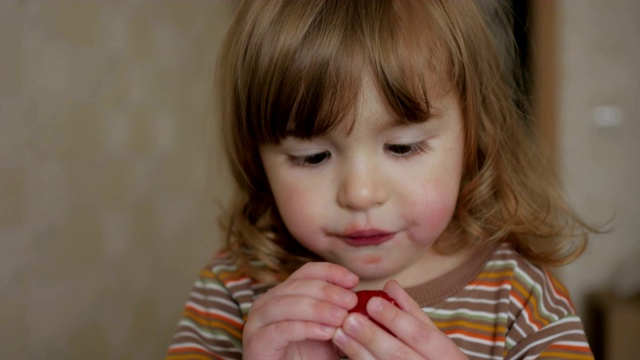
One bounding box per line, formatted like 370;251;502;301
239;0;452;143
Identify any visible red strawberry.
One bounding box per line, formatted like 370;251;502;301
349;290;399;333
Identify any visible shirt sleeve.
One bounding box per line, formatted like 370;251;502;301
165;259;248;360
504;267;594;359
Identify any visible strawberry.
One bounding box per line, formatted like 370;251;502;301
349;290;399;333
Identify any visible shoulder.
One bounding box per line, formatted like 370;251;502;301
166;253;274;359
197;251;273;307
199;251;249;287
426;244;591;358
479;243;577;319
485;245;592;357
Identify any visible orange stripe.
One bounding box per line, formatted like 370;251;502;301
549;343;592;353
167;354;220;360
185;304;244;328
547;270;575;309
538;351;593;359
475;269;514;279
546;269;568;293
183;311;243;339
220;273;250;283
468;270;514;286
509;288;547;329
442;328;505;343
200;268;250;285
435;320;506;343
200;270;218;279
167;346;224;360
468;279;511;287
508;288;527;310
434;319;507;335
511;281;547;328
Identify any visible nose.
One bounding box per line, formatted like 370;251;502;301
337;164;388;211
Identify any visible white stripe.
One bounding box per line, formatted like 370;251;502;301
184;300;244;324
424;307;506;321
460;348;503;360
466;284;512;292
169;339;239;360
484;258;518;268
196;279;225;291
513;266;560;323
511;321;528;339
494;244;516;255
508;327;587;359
171;331;241;351
444;297;510;306
540;268;574;312
505;321;529;350
540;284;570;318
553;340;591;347
494;249;515;256
508;294;538;333
173;328;235;344
191;291;237;309
448;333;505;347
225;277;252;288
233;289;254;298
211;264;240;273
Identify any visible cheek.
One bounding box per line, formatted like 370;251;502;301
271;181;319;242
407;178;459;240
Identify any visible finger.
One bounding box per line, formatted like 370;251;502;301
332;321;376;360
244;320;336;358
383;280;438;329
248;280;357;330
259;278;357;310
288;262;359;289
339;312;421;359
368;289;467;359
248;294;352;331
246;265;359;334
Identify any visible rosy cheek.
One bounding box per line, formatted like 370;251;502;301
273;185;319;243
408;180;459;242
415;201;454;227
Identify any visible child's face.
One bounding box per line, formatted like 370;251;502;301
259;77;465;288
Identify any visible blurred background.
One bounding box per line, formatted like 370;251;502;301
0;1;638;359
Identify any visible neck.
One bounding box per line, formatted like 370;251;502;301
355;245;479;291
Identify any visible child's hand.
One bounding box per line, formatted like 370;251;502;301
242;262;359;360
332;280;468;360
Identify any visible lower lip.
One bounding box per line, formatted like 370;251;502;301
342;233;394;247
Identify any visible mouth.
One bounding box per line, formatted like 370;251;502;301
339;229;395;247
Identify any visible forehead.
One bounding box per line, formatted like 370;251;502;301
335;69;457;134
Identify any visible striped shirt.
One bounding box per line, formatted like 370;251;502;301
166;244;593;359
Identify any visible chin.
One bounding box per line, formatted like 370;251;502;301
350;263;398;283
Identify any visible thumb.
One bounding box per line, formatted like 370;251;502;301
383;280;439;330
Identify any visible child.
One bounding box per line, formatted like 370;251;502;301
167;0;595;359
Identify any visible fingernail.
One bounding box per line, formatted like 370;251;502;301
320;325;335;337
332;328;348;346
346;272;359;283
344;314;363;333
341;291;355;305
331;307;347;321
368;297;383;313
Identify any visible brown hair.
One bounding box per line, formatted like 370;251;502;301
215;0;593;280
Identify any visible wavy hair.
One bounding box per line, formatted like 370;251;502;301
215;0;593;280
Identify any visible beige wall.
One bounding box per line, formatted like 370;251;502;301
0;1;235;358
556;0;640;314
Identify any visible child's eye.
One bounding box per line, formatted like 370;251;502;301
288;151;331;167
385;142;430;157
